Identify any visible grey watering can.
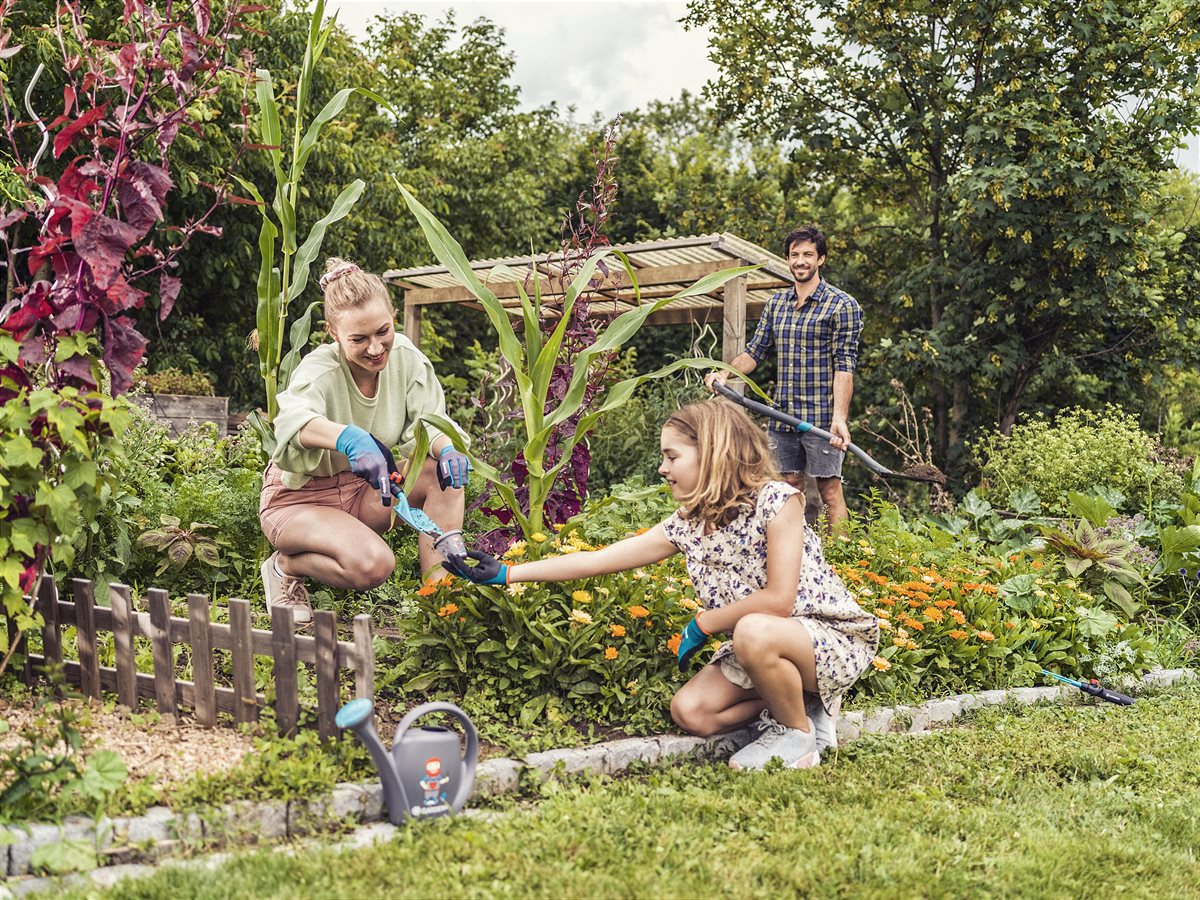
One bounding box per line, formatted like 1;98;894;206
336;698;478;824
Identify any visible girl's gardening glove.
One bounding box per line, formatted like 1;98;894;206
336;425;391;499
677;612;711;672
443;549;509;585
436;445;471;490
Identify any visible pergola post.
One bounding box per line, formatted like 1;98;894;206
722;273;747;392
403;296;422;348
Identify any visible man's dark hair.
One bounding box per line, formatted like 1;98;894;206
783;225;827;259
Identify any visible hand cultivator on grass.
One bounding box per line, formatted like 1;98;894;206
713;383;948;486
1040;669;1136;705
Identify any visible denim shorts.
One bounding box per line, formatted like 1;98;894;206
767;429;845;479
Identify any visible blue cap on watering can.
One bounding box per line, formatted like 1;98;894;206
337;698;478;825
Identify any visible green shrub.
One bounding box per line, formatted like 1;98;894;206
132;367;216;396
972;405;1188;514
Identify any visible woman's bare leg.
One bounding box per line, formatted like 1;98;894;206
404;455;465;578
273;506;396;591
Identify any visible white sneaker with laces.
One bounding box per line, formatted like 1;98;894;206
806;693;840;755
728;709;820;771
261;552;312;624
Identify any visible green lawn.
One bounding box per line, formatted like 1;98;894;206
82;680;1200;899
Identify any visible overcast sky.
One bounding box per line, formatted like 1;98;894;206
330;1;718;121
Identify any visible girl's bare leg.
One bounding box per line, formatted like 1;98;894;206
732;614;818;731
670;664;765;737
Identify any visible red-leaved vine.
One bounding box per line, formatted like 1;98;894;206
475;118;623;551
0;0;252;394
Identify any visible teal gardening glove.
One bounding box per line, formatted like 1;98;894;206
677;612;711;672
336;425;391;498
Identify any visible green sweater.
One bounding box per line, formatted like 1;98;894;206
271;338;465;489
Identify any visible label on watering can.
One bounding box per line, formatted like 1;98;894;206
410;756;451;817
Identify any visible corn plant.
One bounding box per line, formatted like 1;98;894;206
396;180;758;541
238;0;388;452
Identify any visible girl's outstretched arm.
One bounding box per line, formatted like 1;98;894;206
508;524;677;584
694;494;804;634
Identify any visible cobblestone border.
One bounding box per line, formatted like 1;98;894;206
3;667;1193;894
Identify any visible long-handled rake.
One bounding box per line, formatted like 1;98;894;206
713;383;948;486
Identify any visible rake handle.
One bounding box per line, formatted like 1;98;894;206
712;382;893;476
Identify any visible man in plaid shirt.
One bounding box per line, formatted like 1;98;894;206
706;225;863;527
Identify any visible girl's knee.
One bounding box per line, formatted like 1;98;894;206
670;692;717;737
731;613;776;656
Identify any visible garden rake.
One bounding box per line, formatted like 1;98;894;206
713;383;948;486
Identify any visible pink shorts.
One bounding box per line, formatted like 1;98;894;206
259;463;381;548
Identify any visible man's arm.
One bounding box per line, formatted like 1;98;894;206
704;352;757;390
829;371;853;450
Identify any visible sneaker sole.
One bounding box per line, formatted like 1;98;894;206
729;750;821;772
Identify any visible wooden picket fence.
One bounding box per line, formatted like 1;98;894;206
6;576;375;741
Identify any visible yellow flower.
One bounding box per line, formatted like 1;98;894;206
604;647;618;660
437;603;459;618
892;636;907;648
570;609;593;625
871;656;892;671
503;540;527;559
572;589;592;604
681;578;694;587
609;624;626;637
531;532;547;543
679;597;699;611
878;619;893;631
508;582;527;596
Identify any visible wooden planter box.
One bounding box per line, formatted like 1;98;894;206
137;393;229;438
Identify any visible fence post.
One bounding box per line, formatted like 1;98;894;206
270;605;299;737
147;588;177;718
187;594;216;727
314;610;339;742
228;599;259;725
109;584;137;709
72;579;100;699
352;614;374;701
37;575;62;685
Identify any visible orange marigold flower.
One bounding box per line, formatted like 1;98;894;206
948;629;968;640
876;609;891;619
907;599;921;608
892;636;908;648
878;619;893;630
871;656;892;671
417;582;438;597
604;647;619;660
627;605;650;618
923;606;944;623
877;596;896;606
437;603;459;618
905;639;918;650
438;575;455;588
981;585;999;595
934;599;954;609
1031;560;1043;570
667;633;682;654
1004;621;1017;629
610;624;627;637
950;609;967;625
977;630;996;642
1008;554;1020;562
913;590;932;602
634;527;651;535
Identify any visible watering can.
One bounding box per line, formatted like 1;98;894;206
336;698;478;824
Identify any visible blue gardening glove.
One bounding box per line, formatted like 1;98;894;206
677;613;711;672
336;425;391;500
443;549;508;585
437;445;471;490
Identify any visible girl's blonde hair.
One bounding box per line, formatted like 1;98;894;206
663;399;779;528
320;257;392;323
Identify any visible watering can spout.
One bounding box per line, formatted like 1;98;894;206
335;698;409;825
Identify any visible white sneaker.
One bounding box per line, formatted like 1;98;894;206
728;710;820;770
806;693;840;754
262;552;312;624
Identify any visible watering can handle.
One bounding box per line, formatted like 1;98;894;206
393;701;479;812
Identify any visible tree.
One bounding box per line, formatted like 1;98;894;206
687;0;1200;462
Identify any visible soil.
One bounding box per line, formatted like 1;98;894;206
898;463;949;485
0;695;257;788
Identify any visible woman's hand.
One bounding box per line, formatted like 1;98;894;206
444;549;509;585
436;446;471;490
335;425;390;493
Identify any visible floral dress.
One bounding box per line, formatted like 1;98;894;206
661;481;879;711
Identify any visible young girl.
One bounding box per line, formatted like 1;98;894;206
259;258;470;623
447;399;878;770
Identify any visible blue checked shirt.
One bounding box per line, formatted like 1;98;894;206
744;280;863;431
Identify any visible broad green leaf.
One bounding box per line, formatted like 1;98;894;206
31;838;98;874
4;433;41;468
1008;486;1042;516
1074;606;1118;637
279;301;322;392
286;179;367;305
1066;491;1116;527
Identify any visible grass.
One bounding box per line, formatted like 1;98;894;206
68;680;1200;898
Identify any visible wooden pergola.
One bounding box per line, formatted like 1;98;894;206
383;233;792;364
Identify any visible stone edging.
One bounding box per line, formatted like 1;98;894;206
3;667;1194;891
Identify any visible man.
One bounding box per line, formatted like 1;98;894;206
705;225;863;527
